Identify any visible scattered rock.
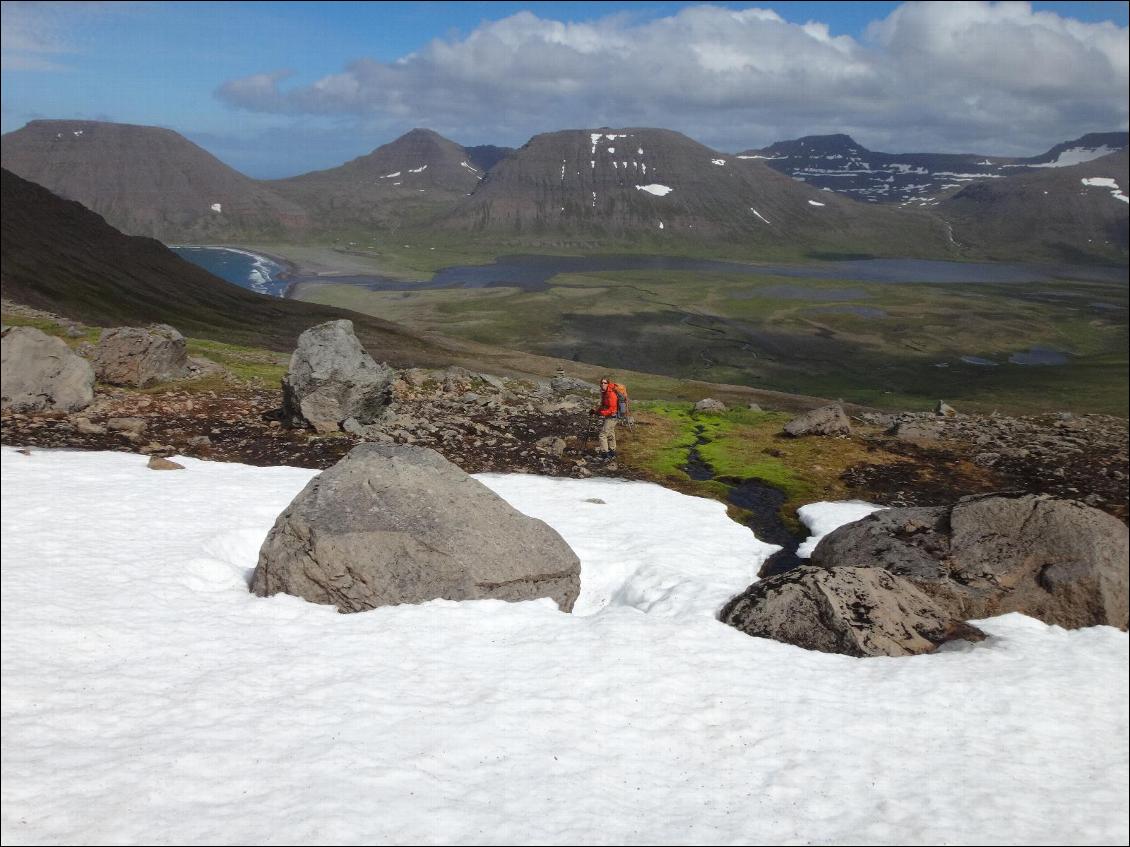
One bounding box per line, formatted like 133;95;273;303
891;420;944;442
107;417;147;436
1;326;95;412
147;456;184;470
747;403;763;412
251;444;582;613
720;565;986;657
783;404;851;437
810;493;1129;629
281;320;395;433
936;401;958;417
583;498;606;504
72;417;106;435
535;436;567;457
91;324;189;387
695;398;727;413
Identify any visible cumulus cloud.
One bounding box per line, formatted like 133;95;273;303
214;2;1129;155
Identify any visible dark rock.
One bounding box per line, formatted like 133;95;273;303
810;494;1129;629
720;565;986;657
1;326;95;412
783;404;851;437
251;444;582;613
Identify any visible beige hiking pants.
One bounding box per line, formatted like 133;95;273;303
599;416;618;452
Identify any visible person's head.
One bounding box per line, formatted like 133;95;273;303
600;376;611;389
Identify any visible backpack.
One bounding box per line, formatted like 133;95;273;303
609;382;630;419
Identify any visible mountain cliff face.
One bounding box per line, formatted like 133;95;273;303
0;120;308;242
938;149;1129;263
439;127;949;253
742;132;1129;207
268;128;482;233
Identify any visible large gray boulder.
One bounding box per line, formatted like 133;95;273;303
783;404;851;437
1;326;95;412
251;444;582;613
91;324;189;387
720;566;985;657
282;320;395;433
810;493;1129;629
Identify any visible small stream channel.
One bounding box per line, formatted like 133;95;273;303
682;426;804;576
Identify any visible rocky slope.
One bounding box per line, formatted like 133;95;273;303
0;120;308;241
741;131;1129;207
937;148;1130;263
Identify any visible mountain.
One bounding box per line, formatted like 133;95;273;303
938;149;1129;263
439;127;950;253
1019;132;1130;168
0;120;308;242
268;128;483;234
464;144;514;173
0;167;458;361
741;132;1129;206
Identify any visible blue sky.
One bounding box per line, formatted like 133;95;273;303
3;1;1127;178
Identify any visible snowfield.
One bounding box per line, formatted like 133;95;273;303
2;447;1127;845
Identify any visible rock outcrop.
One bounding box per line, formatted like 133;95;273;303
783;404;851;437
720;566;986;657
810;493;1129;629
1;326;94;412
281;320;395;433
251;444;582;613
91;324;189;387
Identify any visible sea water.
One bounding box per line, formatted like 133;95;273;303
171;247;288;297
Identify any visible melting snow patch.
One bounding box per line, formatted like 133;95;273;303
807;200;825;207
73;130;84;136
210;203;222;213
408;165;428;174
1034;146;1120;168
607;147;615;154
1082;177;1129;203
380;171;401;179
712;159;726;166
636;184;673;197
658;221;664;230
460;161;480;174
750;208;771;224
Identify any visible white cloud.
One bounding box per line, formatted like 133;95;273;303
1;1;132;72
213;3;1128;156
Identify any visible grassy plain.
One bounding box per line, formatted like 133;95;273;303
293;261;1129;416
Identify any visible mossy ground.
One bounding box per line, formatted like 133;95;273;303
621;402;904;533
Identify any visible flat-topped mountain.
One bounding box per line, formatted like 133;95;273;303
440;127;949;253
743;132;1129;206
939;148;1129;263
0;120;308;242
268;128;483;232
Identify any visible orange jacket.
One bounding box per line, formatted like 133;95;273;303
598;384;619;417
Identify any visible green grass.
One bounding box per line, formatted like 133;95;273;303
184;339;289;387
622;402;906;532
296;263;1128;416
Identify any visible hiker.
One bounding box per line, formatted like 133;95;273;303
590;376;621;460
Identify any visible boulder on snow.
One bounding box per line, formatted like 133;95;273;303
810;493;1129;630
91;324;189;387
251;444;582;613
281;320;396;433
1;326;95;412
782;404;851;437
720;565;986;657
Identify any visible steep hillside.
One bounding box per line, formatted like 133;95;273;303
938;149;1129;263
0;120;307;242
742;132;1128;206
268;128;481;233
440;127;950;255
0;167;454;361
